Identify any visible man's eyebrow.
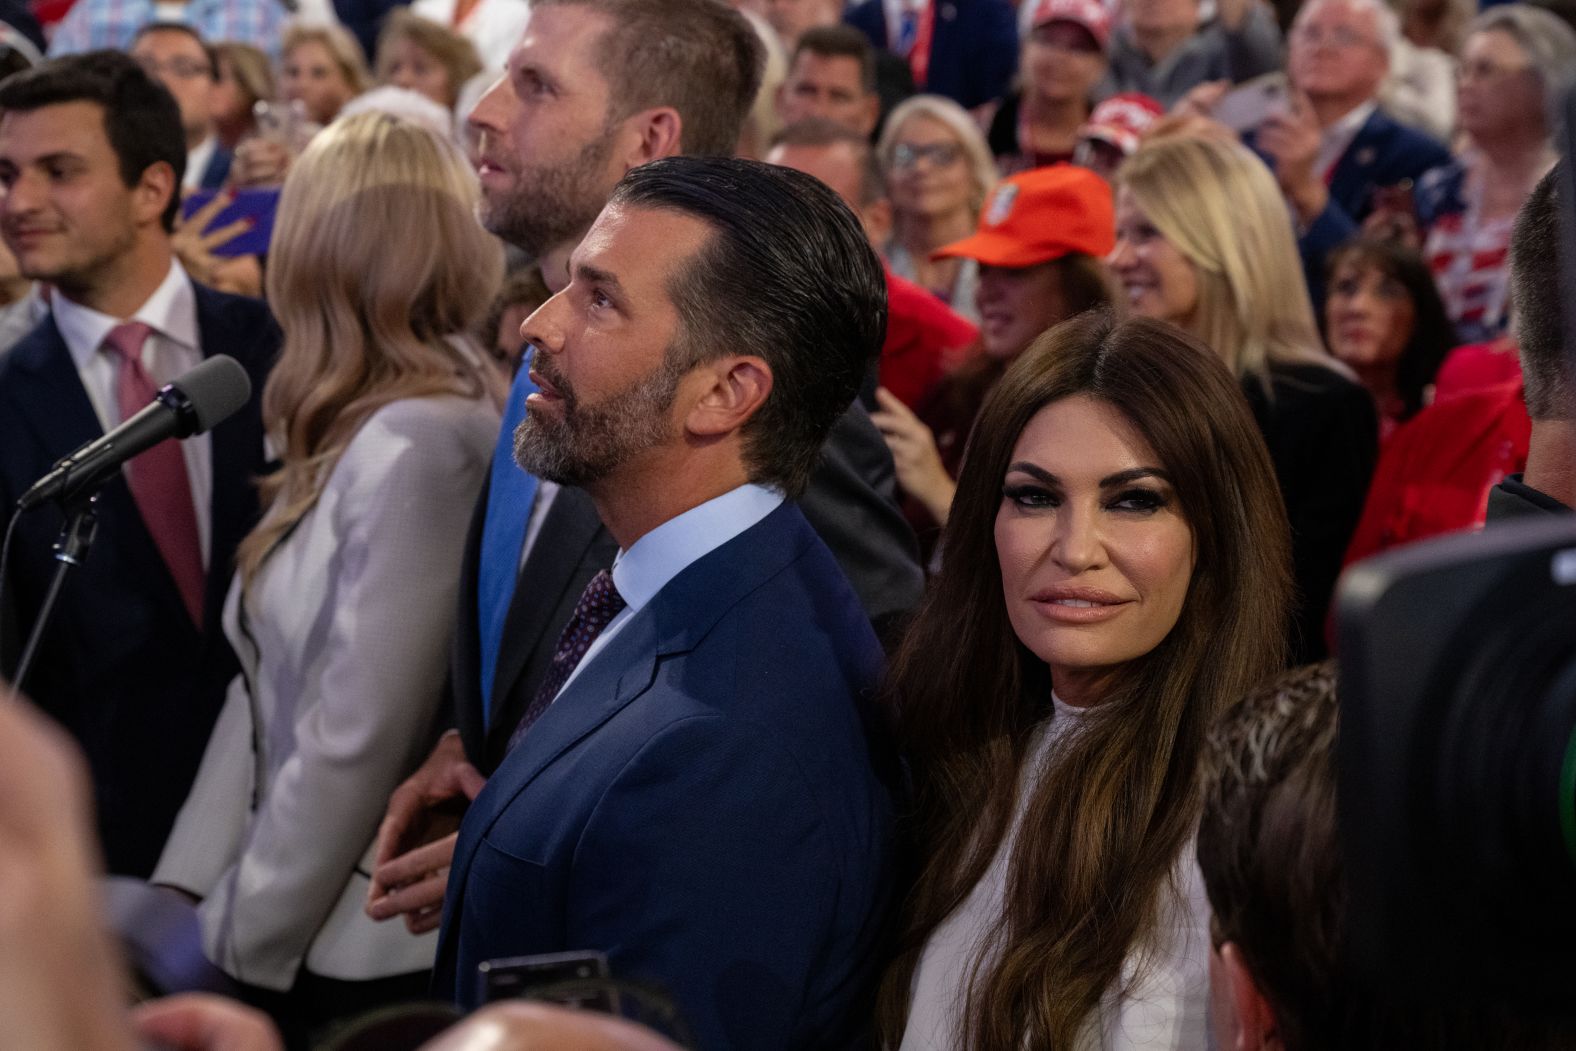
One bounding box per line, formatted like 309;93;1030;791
573;263;624;295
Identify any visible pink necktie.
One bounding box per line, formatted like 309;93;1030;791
102;321;206;626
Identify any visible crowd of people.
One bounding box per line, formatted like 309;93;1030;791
0;0;1571;1047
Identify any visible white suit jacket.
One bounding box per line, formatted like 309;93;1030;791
154;391;499;991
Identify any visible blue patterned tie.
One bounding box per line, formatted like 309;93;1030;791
479;364;539;725
507;570;627;752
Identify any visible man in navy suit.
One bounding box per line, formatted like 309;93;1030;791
845;0;1017;111
427;156;895;1049
0;51;275;878
131;24;232;191
1252;0;1450;298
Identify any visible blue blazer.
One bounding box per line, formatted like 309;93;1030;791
846;0;1017;110
0;283;278;878
1250;109;1451;302
434;503;895;1051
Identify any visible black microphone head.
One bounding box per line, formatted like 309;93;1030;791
168;355;252;434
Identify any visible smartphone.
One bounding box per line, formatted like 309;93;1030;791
179;187;279;257
477;949;618;1011
1213;75;1288;133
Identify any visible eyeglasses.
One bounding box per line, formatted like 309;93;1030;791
891;141;963;171
1456;59;1532;84
1291;24;1376;49
136;56;213;79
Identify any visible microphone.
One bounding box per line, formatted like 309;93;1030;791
17;354;253;511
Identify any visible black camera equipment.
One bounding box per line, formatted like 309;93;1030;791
1335;83;1576;1015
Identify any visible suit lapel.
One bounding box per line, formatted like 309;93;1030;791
8;317;107;470
1330;110;1384;217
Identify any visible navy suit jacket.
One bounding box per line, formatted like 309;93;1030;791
434;503;895;1051
846;0;1017;110
451;401;922;775
1251;108;1450;303
0;283;278;878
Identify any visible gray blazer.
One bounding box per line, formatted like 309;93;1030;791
154;392;499;990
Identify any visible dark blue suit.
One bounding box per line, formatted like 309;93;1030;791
434;503;894;1051
846;0;1017;110
1250;108;1450;304
0;283;278;878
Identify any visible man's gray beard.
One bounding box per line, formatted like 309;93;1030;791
481;127;618;257
514;355;686;487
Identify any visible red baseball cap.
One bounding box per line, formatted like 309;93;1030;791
1077;93;1164;156
933;164;1115;268
1030;0;1111;51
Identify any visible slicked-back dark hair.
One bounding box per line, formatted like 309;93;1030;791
0;50;186;230
793;24;877;95
531;0;763;158
609;155;887;496
1510;166;1573;421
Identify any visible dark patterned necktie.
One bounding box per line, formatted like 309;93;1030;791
507;569;627;752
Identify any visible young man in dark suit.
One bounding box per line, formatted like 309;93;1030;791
435;154;895;1051
0;51;276;878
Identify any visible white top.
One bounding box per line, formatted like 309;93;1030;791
900;697;1216;1051
184;135;218;190
556;482;784;699
52;258;213;565
153;390;500;989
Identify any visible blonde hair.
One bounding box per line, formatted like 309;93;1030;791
281;21;373;96
878;93;998;215
374;9;484;108
1118;134;1331;386
239;111;504;583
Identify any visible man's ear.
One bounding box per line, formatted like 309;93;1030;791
1221;942;1282;1051
620;107;683;169
683;355;773;439
136;161;178;229
858;94;881;137
860;197;893;247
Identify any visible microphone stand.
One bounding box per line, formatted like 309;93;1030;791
9;491;100;700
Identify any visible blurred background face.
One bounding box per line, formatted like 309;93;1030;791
976;262;1069;360
1022;20;1107;102
1325;255;1414;379
1455;29;1542;141
1289;0;1389;103
778;52;877;134
887;115;975;220
132;29;214;146
282;39;355;124
1110;190;1199;327
383;34;454;107
994;394;1194;704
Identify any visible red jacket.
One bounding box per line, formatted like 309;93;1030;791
880;269;977;411
1344;380;1530;565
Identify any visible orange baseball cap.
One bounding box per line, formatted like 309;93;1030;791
933;164;1115;268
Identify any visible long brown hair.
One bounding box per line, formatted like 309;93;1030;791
236;112;503;585
877;311;1293;1049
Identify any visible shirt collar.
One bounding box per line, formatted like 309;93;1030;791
53;257;198;371
1322;100;1376;152
610;483;784;615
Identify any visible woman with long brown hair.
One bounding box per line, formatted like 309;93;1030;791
153;111;502;1039
881;311;1292;1050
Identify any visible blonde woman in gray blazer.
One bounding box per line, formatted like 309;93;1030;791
153;111;504;1030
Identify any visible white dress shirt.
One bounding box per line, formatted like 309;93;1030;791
1314;100;1377;185
184;135;219;190
51;258;213;565
555;483;784;700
